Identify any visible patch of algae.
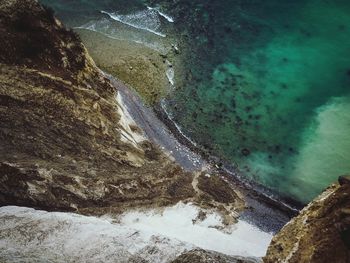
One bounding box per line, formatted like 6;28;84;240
77;28;170;105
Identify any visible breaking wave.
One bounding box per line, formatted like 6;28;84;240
147;6;174;23
76;18;169;53
101;9;166;37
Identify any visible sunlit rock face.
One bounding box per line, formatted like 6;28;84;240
264;176;350;263
0;206;191;263
0;204;269;262
0;0;200;214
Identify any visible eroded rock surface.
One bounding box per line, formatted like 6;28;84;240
0;204;272;262
264;176;350;263
171;249;260;263
0;206;192;263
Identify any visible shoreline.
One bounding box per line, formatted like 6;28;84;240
108;74;204;172
76;22;300;232
106;72;299;233
153;98;302;231
2;1;347;261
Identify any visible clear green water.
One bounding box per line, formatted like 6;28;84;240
41;0;350;203
161;0;350;203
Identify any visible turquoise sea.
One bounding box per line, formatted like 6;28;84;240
41;0;350;203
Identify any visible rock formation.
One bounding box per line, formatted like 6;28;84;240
0;204;267;263
171;249;259;263
264;176;350;263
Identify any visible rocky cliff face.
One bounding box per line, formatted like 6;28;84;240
171;249;259;263
264;176;350;263
0;0;244;218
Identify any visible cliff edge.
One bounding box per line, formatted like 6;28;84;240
264;176;350;263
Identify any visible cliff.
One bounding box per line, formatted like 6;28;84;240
264;176;350;263
0;205;264;263
0;0;244;218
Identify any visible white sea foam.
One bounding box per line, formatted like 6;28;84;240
101;10;166;37
160;100;199;147
166;67;175;86
147;6;174;23
76;18;168;53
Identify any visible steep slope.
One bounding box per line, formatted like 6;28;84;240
0;0;244;218
0;205;268;262
264;176;350;263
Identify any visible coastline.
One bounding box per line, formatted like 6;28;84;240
2;1;349;261
154;99;303;230
0;1;271;258
74;23;299;232
106;72;297;233
107;74;204;172
76;28;173;105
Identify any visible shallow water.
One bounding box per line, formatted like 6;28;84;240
154;0;350;203
41;0;350;203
